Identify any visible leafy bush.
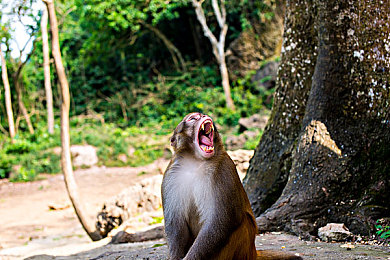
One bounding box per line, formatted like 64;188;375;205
10;167;36;182
376;220;390;240
0;63;274;182
5;140;34;154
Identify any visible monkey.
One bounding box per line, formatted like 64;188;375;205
162;112;302;260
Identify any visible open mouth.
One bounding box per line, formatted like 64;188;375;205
196;118;215;157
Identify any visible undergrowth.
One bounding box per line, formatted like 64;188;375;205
0;64;274;182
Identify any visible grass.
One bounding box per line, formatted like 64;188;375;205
0;114;267;182
0;68;274;182
0;109;270;182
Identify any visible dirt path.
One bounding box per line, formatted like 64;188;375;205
0;160;167;259
1;160;389;260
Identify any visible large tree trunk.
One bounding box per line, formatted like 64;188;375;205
244;0;390;239
0;50;16;141
43;0;102;241
41;6;55;134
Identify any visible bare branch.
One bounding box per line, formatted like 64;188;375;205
191;0;220;60
191;0;234;110
211;0;224;28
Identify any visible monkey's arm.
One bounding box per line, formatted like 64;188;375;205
183;217;235;260
164;212;192;260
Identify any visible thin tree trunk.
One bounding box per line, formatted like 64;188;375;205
219;55;235;110
41;6;55;134
142;22;186;72
192;0;235;110
14;80;34;134
43;0;102;241
0;49;16;141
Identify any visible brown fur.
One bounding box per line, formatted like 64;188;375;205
162;113;302;260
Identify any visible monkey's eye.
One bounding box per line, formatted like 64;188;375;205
187;114;200;121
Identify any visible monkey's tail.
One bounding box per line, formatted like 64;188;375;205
256;249;303;260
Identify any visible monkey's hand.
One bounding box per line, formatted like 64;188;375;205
183;220;233;260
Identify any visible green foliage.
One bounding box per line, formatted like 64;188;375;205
0;0;277;182
0;152;13;178
5;139;34;154
71;120;168;167
0;61;274;182
375;220;390;240
149;216;164;225
244;130;263;150
10;166;36;182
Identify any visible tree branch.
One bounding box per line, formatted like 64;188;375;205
211;0;224;28
192;0;220;60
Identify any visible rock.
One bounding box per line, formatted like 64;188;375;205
117;154;128;163
227;149;254;180
238;114;269;132
110;226;165;244
224;130;260;151
48;202;70;211
96;175;163;237
318;223;353;242
70;145;98;167
340;244;355;250
52;146;61;155
225;135;247;150
251;61;279;90
243;130;259;140
226;7;284;81
156;158;170;174
127;147;135;156
53;145;99;167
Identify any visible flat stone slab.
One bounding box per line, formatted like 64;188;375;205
24;233;390;260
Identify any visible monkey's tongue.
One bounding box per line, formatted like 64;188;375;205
200;135;212;146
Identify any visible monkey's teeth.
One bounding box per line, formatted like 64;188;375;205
201;145;214;152
201;124;205;131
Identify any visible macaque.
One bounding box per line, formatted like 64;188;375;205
162;112;302;260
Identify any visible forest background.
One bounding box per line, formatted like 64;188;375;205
0;0;279;182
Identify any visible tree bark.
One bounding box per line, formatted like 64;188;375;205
43;0;102;241
244;0;390;239
0;49;16;141
41;6;55;134
192;0;235;110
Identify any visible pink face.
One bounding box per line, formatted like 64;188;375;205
185;113;215;158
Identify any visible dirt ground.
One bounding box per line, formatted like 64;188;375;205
0;161;166;259
0;161;389;260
